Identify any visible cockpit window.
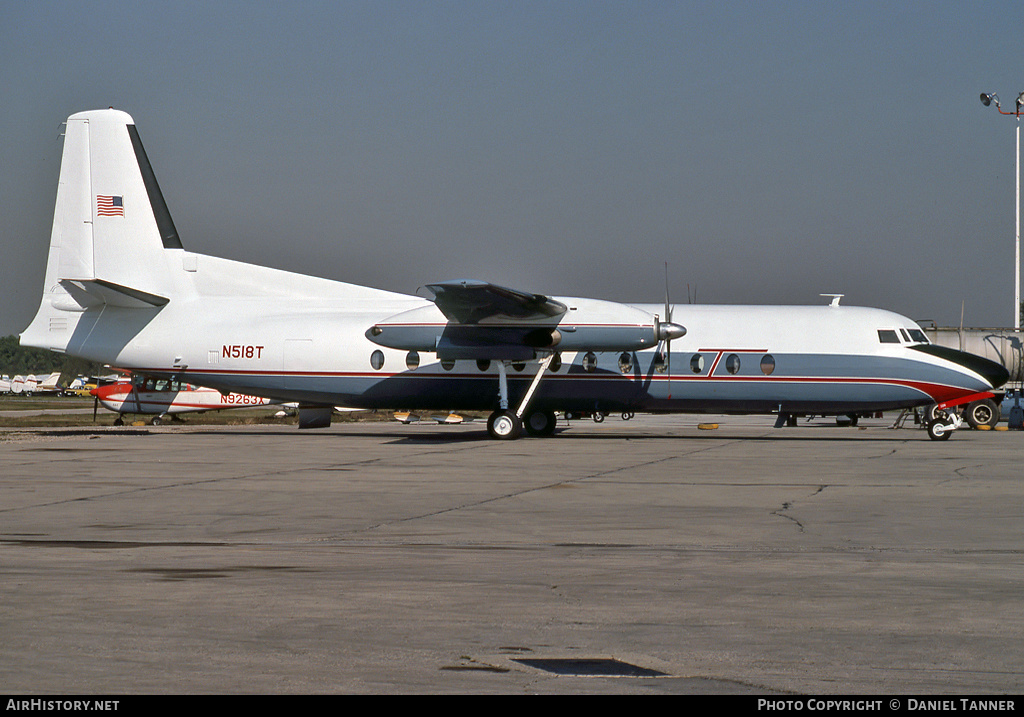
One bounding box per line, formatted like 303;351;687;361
900;329;911;342
877;329;900;344
907;329;928;343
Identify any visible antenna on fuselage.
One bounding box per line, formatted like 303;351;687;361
821;294;844;307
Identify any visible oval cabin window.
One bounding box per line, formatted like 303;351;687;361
726;354;741;374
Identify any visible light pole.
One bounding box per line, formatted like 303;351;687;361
979;91;1024;331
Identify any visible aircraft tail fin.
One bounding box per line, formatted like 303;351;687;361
51;108;182;288
22;109;182;351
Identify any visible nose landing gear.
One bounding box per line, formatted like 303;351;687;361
926;408;962;441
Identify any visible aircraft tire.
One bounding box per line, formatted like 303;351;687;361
524;410;557;437
965;399;999;429
150;416;162;426
488;410;523;440
926;418;952;441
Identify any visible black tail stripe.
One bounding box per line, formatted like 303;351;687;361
126;124;183;250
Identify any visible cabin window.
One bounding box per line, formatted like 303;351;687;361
406;351;420;370
725;354;741;375
877;329;900;344
760;354;776;375
476;359;490;372
582;352;598;373
618;352;633;373
370;350;385;370
441;358;455;371
690;354;704;374
653;352;667;374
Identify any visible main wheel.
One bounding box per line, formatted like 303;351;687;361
487;410;523;440
524;410;557;437
926;418;952;441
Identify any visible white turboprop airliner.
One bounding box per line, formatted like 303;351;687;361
20;109;1009;440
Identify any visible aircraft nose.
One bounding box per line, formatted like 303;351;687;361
975;355;1011;388
91;383;123;400
948;349;1010;389
910;344;1010;389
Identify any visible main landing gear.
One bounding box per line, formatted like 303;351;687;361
487;407;559;440
486;356;558;440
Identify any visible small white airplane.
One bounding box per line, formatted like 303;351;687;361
90;373;276;425
9;372;62;396
20;109;1009;440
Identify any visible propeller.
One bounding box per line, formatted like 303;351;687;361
654;263;686;394
93;395;98;422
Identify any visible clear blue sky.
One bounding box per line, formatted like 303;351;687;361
3;1;1024;336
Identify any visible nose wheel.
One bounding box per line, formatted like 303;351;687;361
926;409;961;441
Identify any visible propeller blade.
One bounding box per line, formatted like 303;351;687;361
93;396;98;422
664;262;672;324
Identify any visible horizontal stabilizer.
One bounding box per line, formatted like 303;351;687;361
60;279;168;309
425;280;567;324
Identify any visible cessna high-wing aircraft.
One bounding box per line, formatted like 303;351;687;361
19;109;1009;440
90;374;277;425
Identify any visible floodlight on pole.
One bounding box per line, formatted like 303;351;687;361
980;90;1022;331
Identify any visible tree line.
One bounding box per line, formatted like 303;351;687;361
0;335;103;383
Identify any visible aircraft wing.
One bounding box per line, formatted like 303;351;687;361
368;280;661;360
424;280;567;324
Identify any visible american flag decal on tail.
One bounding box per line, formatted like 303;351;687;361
96;195;124;216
